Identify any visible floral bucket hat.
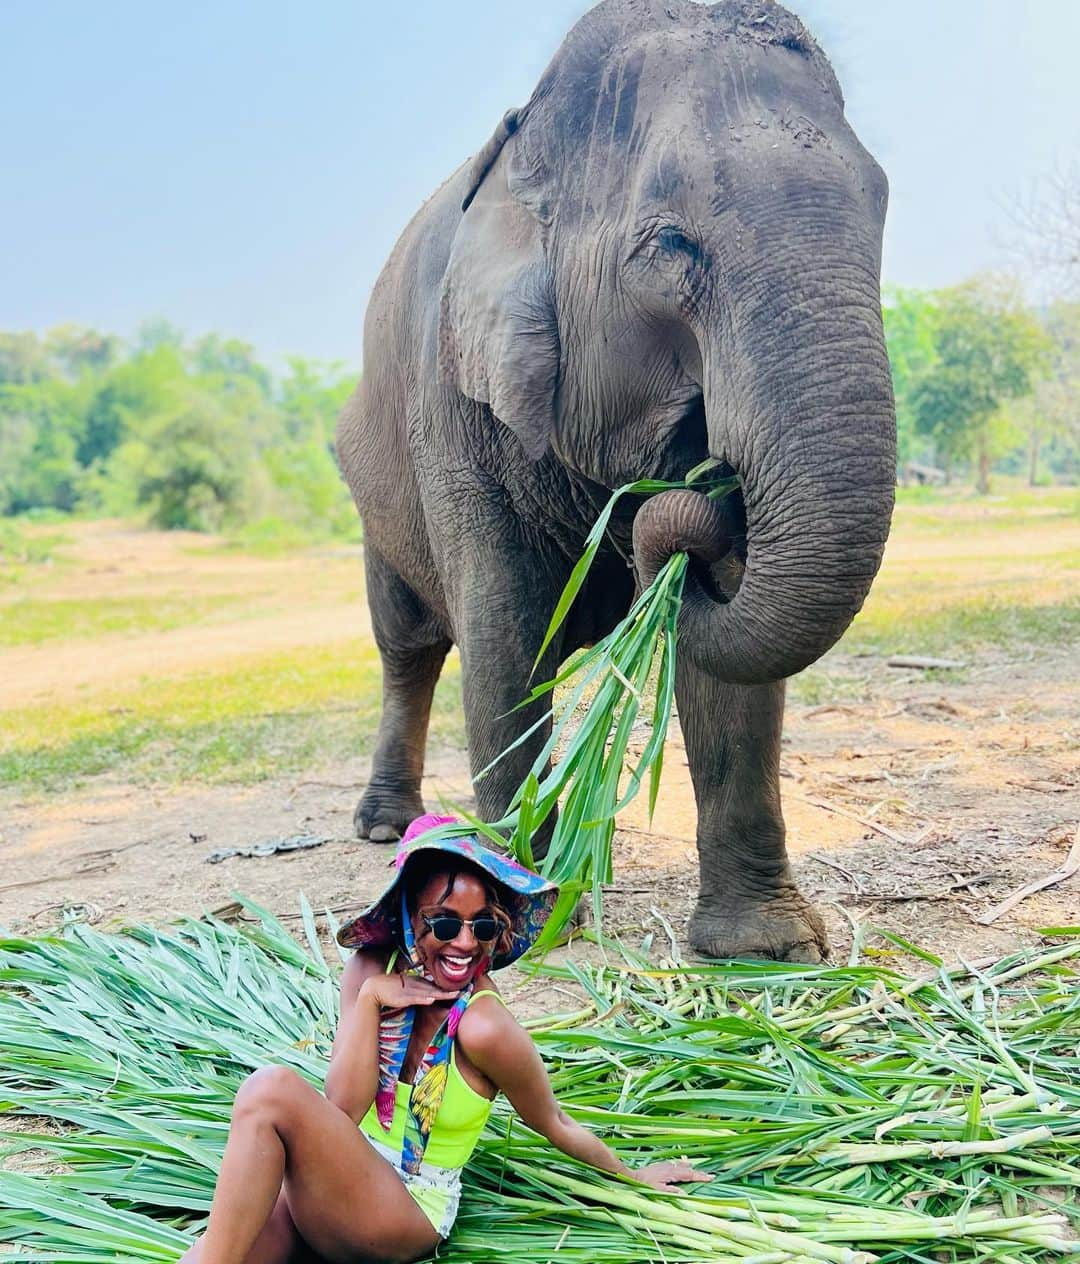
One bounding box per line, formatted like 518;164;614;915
335;814;560;969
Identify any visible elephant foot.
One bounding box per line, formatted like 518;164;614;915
354;784;425;844
689;891;828;963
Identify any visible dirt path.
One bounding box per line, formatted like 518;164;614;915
0;522;1076;974
0;521;371;709
1;648;1075;972
0;604;372;710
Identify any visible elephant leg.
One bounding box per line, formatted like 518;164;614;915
356;546;452;842
453;572;561;858
675;664;827;962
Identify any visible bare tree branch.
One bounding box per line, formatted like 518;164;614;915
1001;164;1080;301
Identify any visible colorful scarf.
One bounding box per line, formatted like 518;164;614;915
374;889;479;1175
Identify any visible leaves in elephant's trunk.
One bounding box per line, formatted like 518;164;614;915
411;464;735;946
531;460;731;669
463;464;737;947
443;550;688;953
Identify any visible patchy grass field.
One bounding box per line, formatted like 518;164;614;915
0;521;464;792
0;485;1075;968
789;483;1079;701
0;592;260;647
0;640;464;789
2;488;1075;790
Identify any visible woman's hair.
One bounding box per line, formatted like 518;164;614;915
402;853;516;959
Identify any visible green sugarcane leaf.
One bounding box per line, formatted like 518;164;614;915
473;705;555;783
874;929;944;967
513;773;542;869
527;881;586;956
297;893;323;969
684;456;724;483
532;471;720;669
428;809;511;855
533;538;607;671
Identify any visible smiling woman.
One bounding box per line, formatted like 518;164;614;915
177;815;701;1264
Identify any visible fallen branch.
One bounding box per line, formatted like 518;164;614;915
886;655;966;671
786;793;914;846
284;778;367;803
975;831;1080;925
207;898;368;923
205;834;333;864
841;745;947;759
848;872;999;904
617;824;697;846
0;861;116;895
803;704;859;719
1006;779;1072;794
809;852;866;893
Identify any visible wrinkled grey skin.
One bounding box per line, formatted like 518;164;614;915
336;0;895;961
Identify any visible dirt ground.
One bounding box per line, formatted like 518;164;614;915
0;524;1077;998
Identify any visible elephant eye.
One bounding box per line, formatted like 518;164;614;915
656;226;700;259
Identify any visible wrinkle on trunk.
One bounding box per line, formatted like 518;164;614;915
635;336;896;686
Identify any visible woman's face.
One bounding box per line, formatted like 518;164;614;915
410;870;501;990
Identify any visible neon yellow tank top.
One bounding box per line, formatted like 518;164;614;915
358;971;501;1171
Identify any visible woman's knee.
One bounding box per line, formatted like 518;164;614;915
233;1065;308;1124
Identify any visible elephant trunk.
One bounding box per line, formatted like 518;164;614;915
634;310;896;685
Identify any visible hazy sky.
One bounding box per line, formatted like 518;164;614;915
3;1;1078;365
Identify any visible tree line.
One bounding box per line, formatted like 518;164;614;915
885;278;1078;491
0;320;357;539
1;284;1076;537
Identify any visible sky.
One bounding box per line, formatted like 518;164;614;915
2;0;1078;366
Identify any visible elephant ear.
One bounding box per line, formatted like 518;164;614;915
438;115;560;461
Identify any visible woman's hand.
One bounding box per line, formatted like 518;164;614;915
327;950;460;1124
358;973;460;1009
631;1159;704;1192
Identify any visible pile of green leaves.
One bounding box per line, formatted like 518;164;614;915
1;904;1077;1261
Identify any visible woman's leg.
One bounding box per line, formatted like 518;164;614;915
179;1191;308;1264
180;1066;440;1264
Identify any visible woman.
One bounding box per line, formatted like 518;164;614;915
180;815;698;1263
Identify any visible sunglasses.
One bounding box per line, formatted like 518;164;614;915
420;912;506;944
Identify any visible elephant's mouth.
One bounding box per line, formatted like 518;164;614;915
672;395;747;604
697;468;746;604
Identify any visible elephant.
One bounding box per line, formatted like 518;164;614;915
335;0;896;961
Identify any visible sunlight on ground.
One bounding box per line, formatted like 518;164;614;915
844;487;1078;656
0;485;1075;793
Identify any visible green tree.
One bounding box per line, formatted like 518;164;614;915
0;379;84;513
44;324;121;380
0;332;47;385
134;317;185;355
1016;301;1080;484
883;288;939;467
279;357;353;444
0;318;359;535
125;387;252;530
190;333;272;399
259;439;356;536
265;358;356;535
910;277;1049;492
78;345;186;470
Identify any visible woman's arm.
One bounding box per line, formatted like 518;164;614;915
323;951;385;1121
462;1006;699;1192
324;952;462;1123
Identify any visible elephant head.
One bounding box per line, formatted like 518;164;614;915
438;0;896;684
